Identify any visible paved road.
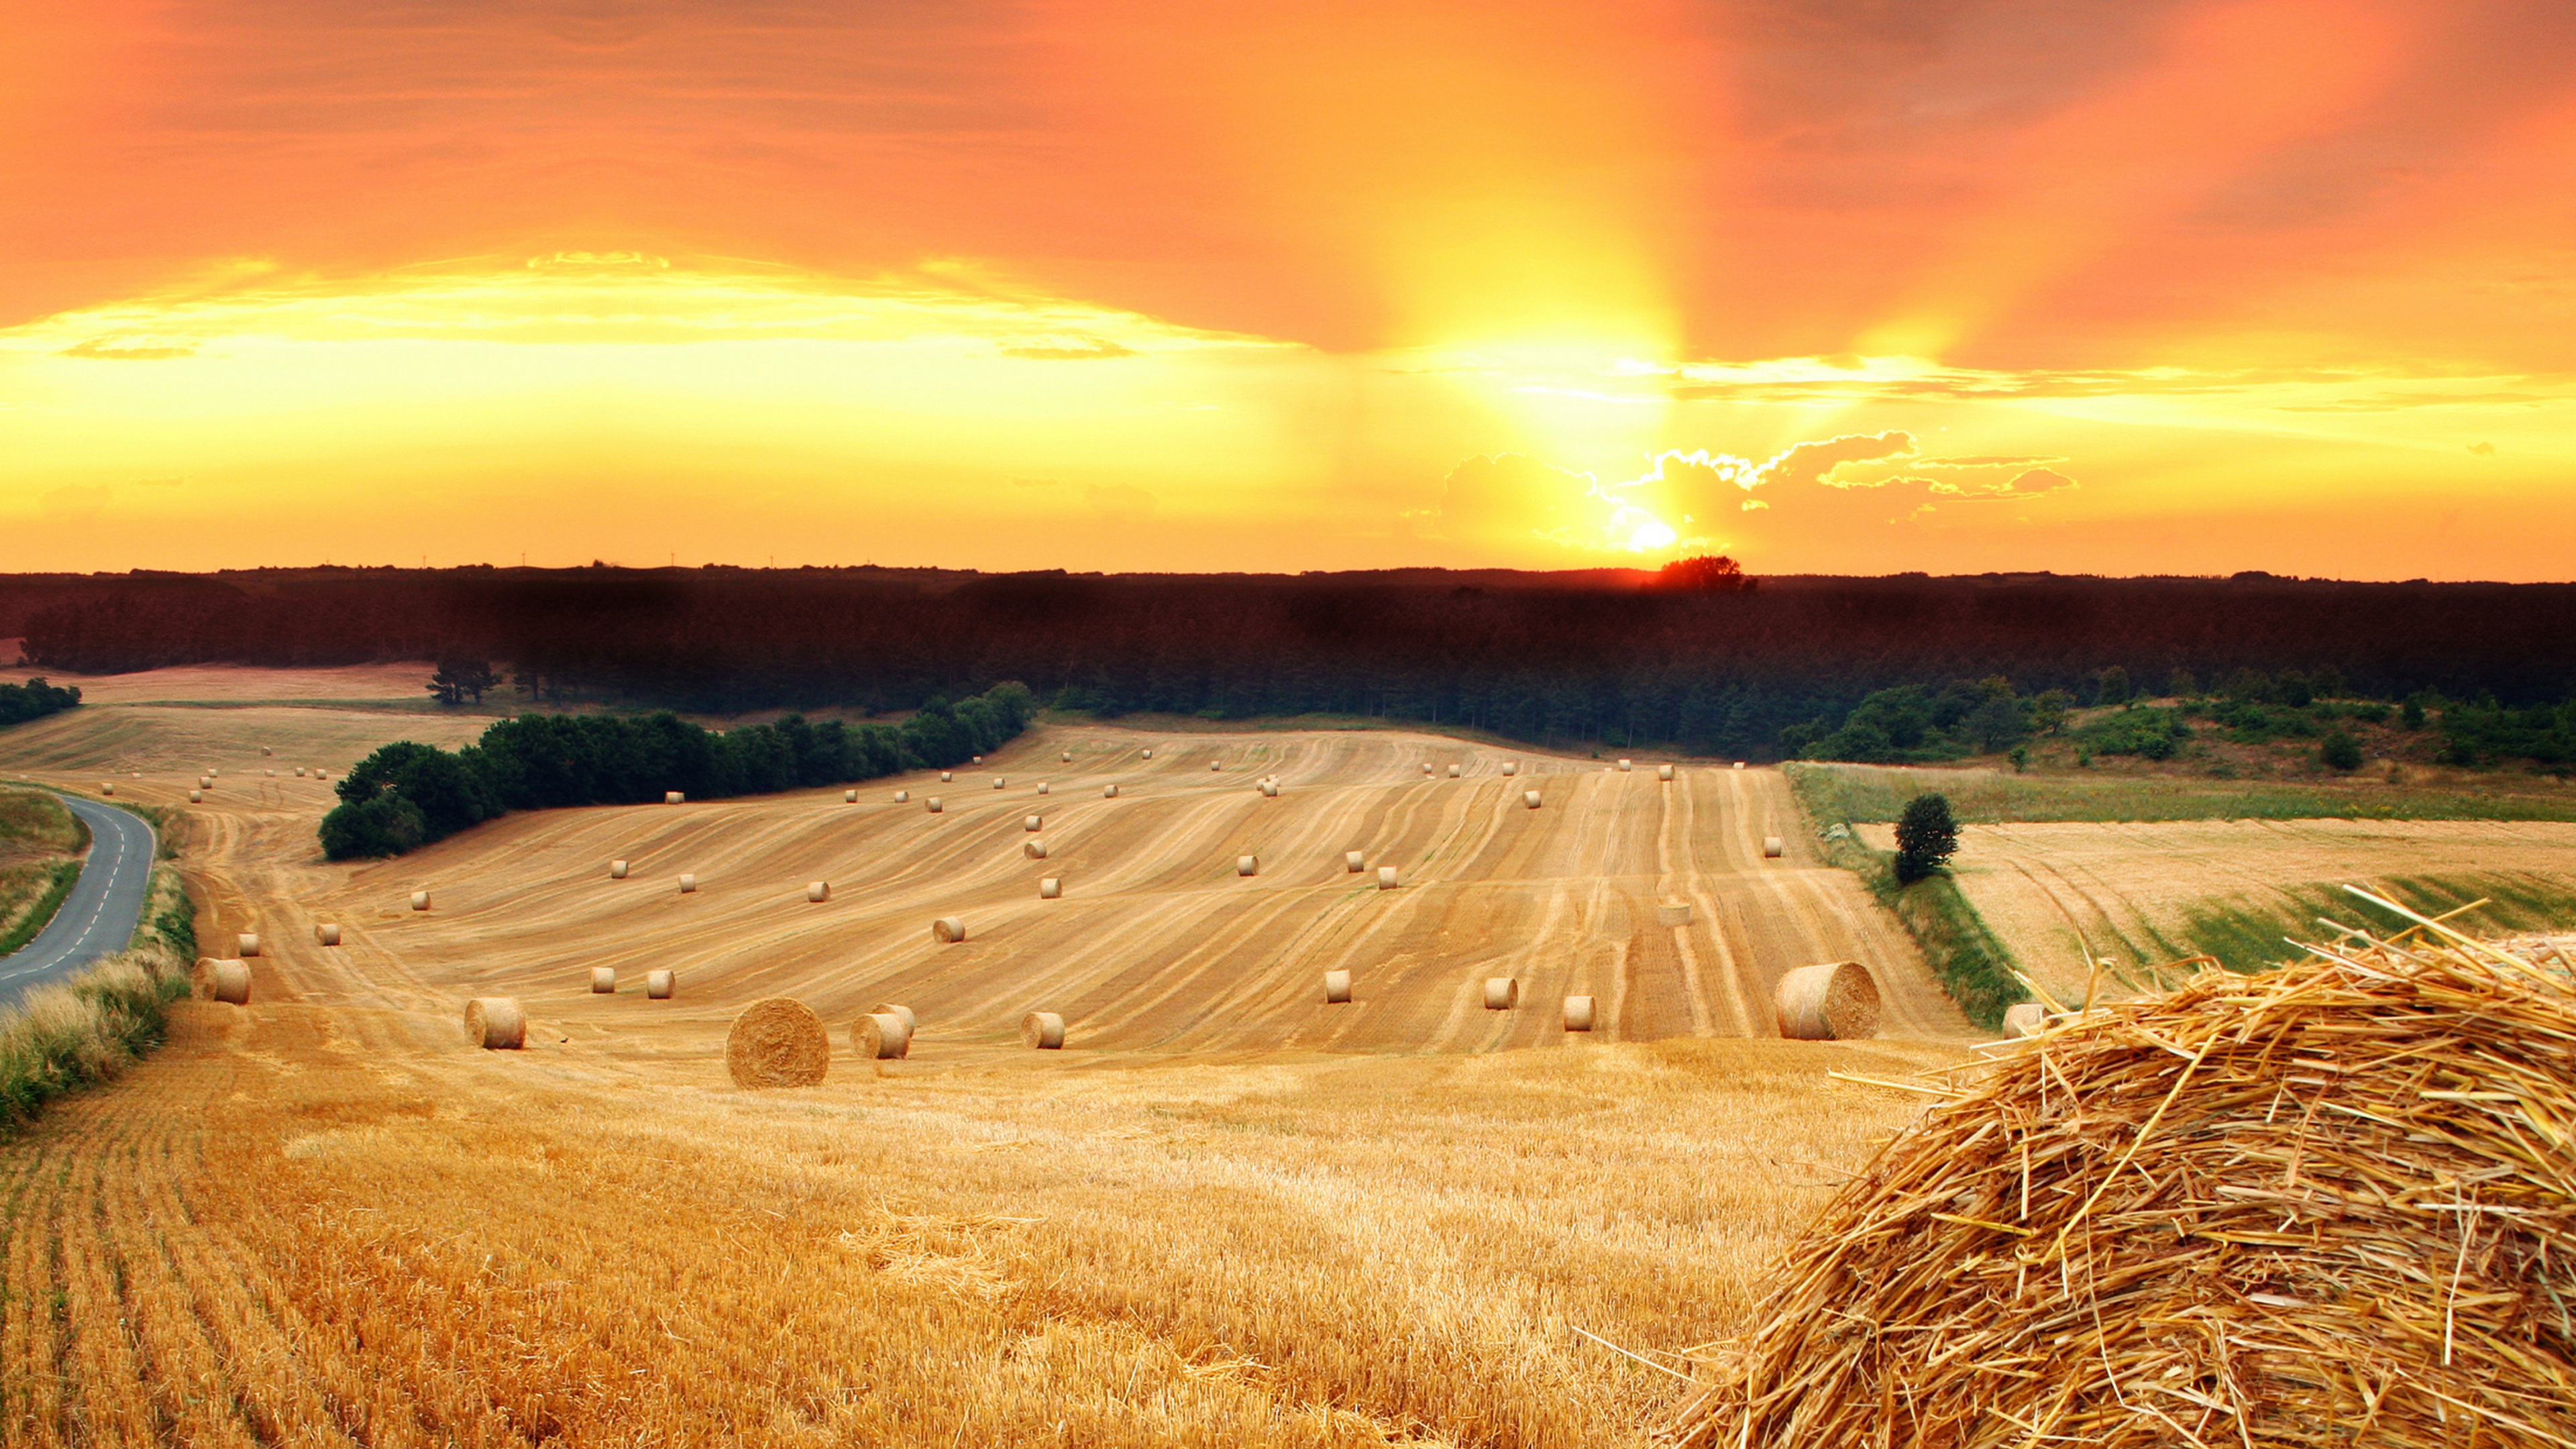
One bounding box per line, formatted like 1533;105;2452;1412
0;793;158;1012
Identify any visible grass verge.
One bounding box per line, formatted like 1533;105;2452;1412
1786;763;2022;1031
0;860;81;957
0;851;195;1139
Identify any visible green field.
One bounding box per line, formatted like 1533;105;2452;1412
1794;761;2576;825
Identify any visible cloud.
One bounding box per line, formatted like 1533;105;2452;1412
1774;430;1918;489
60;337;197;360
2470;441;2496;455
1083;482;1157;523
1925;466;2080;500
1909;454;2065;469
1001;337;1136;361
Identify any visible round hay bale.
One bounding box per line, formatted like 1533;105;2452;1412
677;873;698;894
1023;814;1042;831
1446;763;1461;777
851;1012;911;1060
2002;1002;2049;1038
1762;836;1785;858
932;916;967;944
200;775;213;788
610;859;629;879
872;1002;916;1034
1658;764;1674;781
262;746;272;757
203;960;250;1005
1103;784;1119;798
266;769;275;777
926;796;943;813
896;789;910;802
1020;1011;1065;1049
1024;839;1048;859
994;777;1006;790
1523;790;1542;809
1773;961;1881;1040
1376;865;1398;890
724;998;828;1087
1657;902;1692;927
464;997;524;1049
294;767;306;777
315;923;341;947
1421;762;1434;775
1324;969;1352;1004
1670;938;2576;1449
410;889;431;911
590;967;616;994
645;969;674;999
1617;758;1632;771
1236;855;1258;877
973;755;983;765
940;771;953;783
807;880;830;902
844;790;857;803
1563;995;1595;1031
1038;876;1061;899
664;790;684;804
1258;781;1277;797
1733;760;1745;769
1501;761;1518;775
1344;850;1365;872
1483;977;1519;1010
101;783;114;796
189;790;203;803
1037;782;1049;795
1141;748;1152;759
1062;749;1072;762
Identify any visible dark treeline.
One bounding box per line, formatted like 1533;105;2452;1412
322;682;1035;859
0;678;80;729
21;566;2576;760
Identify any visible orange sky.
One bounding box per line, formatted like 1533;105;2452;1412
2;0;2571;578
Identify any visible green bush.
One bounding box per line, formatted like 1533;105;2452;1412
1893;793;1959;885
321;682;1038;860
2320;729;2363;771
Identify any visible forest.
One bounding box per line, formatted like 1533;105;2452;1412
12;565;2576;761
321;683;1034;859
0;678;80;730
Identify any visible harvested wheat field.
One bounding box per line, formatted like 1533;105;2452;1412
0;673;1990;1444
1864;817;2576;1002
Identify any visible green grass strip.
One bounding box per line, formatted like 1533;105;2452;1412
0;859;82;959
1785;763;2023;1030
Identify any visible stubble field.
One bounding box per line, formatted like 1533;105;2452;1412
0;669;1966;1446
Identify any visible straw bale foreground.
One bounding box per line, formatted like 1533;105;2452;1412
1666;910;2576;1448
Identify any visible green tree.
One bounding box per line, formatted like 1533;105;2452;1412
427;658;499;706
2092;666;2131;706
2320;729;2363;771
2026;688;2076;735
2165;667;2198;700
1893;792;1960;885
2008;745;2030;773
